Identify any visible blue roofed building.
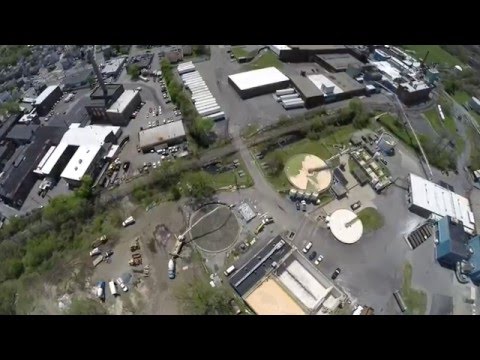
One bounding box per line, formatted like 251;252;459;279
435;216;472;270
467;236;480;286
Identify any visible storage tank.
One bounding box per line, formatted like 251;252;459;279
377;133;396;155
289;189;298;199
297;191;305;199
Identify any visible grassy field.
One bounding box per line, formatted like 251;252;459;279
378;114;418;150
357;207;384;233
402;45;462;67
452;90;471;105
231;46;249;59
284;154;307;178
204;156;254;190
401;262;427;315
247;50;283;70
260;125;356;191
424;108;444;134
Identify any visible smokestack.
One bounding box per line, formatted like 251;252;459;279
87;48;109;106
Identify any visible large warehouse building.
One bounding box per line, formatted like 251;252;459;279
33;85;63;116
291;72;366;108
314;53;364;73
34;124;121;187
0;126;66;208
228;67;290;99
229;236;345;315
407;173;476;234
278;45;350;62
138;121;186;152
106;89;141;126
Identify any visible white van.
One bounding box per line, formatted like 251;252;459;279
224;265;236;277
109;280;119;297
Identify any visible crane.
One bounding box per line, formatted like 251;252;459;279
168;205;225;278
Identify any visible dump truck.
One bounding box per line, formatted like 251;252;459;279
129;258;142;266
93;256;104;267
91;235;107;249
130;237;140;252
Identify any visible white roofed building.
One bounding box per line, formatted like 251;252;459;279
407;173;476;234
106;89;141;126
228;67;290;99
34;124;121;187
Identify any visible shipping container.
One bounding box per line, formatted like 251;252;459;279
198;106;222;116
194;95;215;102
282;101;304;110
280;94;300;101
196;102;219;111
206;111;225;121
195;99;217;108
276;88;295;96
185;79;205;86
178;67;196;75
192;93;214;101
393;290;407;313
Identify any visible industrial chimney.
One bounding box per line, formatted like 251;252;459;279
87;47;109;106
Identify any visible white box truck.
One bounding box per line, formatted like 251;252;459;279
109;280;119;297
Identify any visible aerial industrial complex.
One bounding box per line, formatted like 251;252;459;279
1;44;480;316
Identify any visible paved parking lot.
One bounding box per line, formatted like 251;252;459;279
195;46;309;138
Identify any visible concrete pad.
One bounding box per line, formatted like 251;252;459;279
245;278;305;315
329;209;363;244
278;259;330;310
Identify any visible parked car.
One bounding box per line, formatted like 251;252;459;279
136;87;142;91
308;250;317;261
379;158;388;166
314;255;324;265
116;277;128;292
296;202;300;211
262;216;274;225
332;268;341;280
302;242;312;253
351;201;362;211
229;299;241;315
122;161;130;171
301;200;307;212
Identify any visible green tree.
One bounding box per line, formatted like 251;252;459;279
267;150;285;176
0;282;17;315
0;101;21;115
68;298;107;315
311;117;326;133
184;171;215;199
171;186;181;200
127;64;140;80
74;175;94;200
444;78;459;95
174;278;232;315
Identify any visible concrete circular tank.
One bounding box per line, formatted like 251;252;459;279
377;133;396;154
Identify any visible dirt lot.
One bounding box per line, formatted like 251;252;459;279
90;199;206;314
189;204;240;252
